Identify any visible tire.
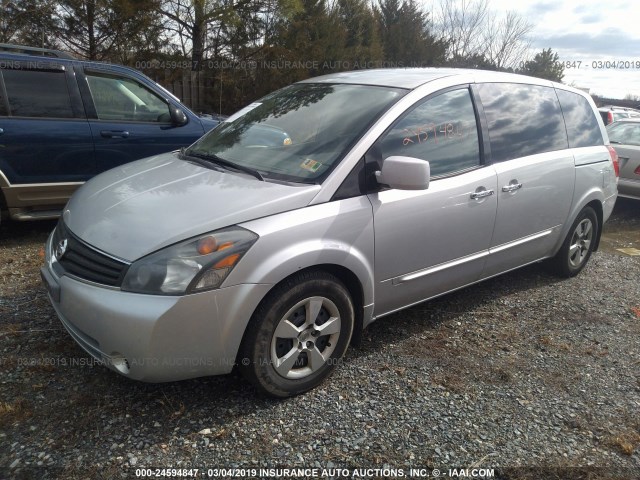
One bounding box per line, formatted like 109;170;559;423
550;206;599;278
238;271;354;398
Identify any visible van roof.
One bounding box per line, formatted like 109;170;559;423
300;68;557;90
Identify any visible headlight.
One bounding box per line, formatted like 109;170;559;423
121;227;258;295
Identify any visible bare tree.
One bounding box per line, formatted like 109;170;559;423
483;10;532;70
435;0;489;60
434;0;532;70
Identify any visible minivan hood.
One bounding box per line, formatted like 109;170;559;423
63;152;320;261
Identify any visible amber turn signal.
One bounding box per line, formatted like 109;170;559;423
197;236;218;255
214;253;240;269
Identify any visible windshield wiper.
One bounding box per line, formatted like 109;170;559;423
180;149;265;181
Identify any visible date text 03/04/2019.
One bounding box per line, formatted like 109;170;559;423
560;60;640;69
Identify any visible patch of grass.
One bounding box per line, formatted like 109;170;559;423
609;430;640;456
431;369;466;393
0;397;31;426
490;366;514;383
0;322;23;336
536;334;572;353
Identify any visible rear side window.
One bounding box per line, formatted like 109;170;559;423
477;83;568;162
556;89;603;147
378;88;481;177
2;68;74;118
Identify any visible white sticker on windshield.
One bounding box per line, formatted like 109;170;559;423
224;103;262;123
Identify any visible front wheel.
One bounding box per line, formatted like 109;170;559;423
238;271;354;397
550;206;599;277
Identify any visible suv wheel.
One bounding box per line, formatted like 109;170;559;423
239;271;354;397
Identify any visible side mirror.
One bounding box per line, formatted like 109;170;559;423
375;156;430;190
169;104;188;126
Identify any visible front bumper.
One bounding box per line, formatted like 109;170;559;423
42;231;271;382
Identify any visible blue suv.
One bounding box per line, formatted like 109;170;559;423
0;44;221;224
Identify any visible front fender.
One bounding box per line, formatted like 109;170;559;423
226;197;375;310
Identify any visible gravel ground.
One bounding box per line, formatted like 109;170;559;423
1;199;639;480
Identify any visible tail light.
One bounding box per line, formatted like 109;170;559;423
608;111;614;125
635;165;640;176
607;145;620;177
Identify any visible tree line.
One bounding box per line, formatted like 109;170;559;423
1;0;565;113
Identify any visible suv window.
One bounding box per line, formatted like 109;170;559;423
2;68;74;118
378;88;480;177
86;72;170;122
556;89;603;148
477;83;568;162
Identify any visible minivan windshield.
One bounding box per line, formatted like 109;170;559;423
184;83;405;183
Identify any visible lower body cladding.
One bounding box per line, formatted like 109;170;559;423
42;236;271;382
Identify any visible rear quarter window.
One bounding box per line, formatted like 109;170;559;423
477;83;568;162
556;89;603;148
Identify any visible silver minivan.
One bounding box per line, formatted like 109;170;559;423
41;69;619;397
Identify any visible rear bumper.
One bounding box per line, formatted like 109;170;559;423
618;178;640;200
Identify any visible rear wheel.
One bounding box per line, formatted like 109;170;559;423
550;206;598;277
238;271;354;397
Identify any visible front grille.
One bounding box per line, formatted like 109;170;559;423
53;220;129;286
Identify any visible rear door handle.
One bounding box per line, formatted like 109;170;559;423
502;182;523;193
101;130;130;138
470;189;494;199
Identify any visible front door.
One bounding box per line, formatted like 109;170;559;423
80;69;205;174
368;87;497;316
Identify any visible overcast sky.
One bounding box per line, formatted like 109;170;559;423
426;0;640;99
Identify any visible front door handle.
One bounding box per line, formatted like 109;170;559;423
502;182;523;193
101;130;130;138
470;189;494;200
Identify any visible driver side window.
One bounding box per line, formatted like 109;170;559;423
379;88;481;177
86;72;170;123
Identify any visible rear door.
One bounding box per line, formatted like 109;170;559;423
368;87;498;316
0;61;94;184
475;83;574;279
77;68;206;174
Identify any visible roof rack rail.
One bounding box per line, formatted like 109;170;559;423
0;43;75;60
